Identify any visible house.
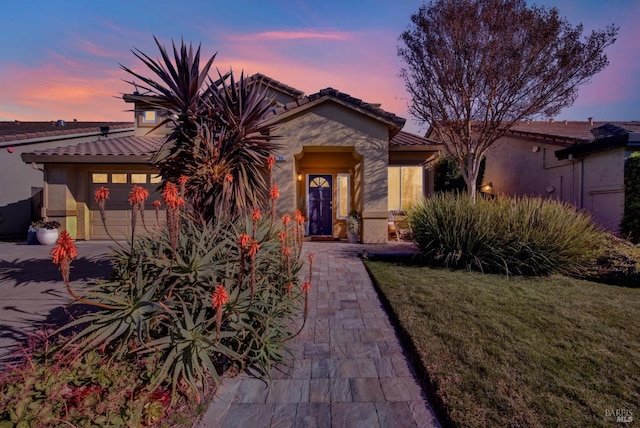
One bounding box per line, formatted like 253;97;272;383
479;120;640;233
20;74;441;243
0;121;134;240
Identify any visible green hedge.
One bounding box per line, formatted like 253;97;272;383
407;193;605;275
621;152;640;243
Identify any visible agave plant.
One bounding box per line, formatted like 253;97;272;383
121;37;278;220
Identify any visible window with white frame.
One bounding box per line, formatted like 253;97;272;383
142;111;157;124
388;166;424;211
336;174;350;219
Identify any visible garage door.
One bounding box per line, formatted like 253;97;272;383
89;171;165;240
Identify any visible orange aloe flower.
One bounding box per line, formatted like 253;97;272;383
282;247;292;256
238;233;251;249
51;230;77;265
286;282;293;298
212;284;229;309
294;209;305;224
162;182;179;203
212;284;229;338
128;185;149;206
225;173;233;183
270;183;280;200
178;175;188;186
267;155;276;171
248;241;260;257
252;209;262;221
166;196;185;210
52;230;78;287
308;253;314;262
301;281;311;293
282;214;291;226
94;186;109;203
278;231;287;244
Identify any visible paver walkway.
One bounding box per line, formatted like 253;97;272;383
196;242;440;428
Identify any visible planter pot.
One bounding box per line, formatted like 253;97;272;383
36;228;59;245
347;231;358;244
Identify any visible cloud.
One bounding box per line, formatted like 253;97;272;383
214;27;411;125
228;30;350;41
0;58;130;121
79;40;123;60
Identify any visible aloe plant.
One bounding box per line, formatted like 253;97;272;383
55;211;305;402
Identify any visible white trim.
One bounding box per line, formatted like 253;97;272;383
142;111;157;123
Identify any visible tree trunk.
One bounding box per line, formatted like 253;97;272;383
465;158;480;201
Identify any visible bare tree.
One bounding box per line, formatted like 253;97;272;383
399;0;617;199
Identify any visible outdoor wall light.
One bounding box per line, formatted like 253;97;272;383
481;182;493;193
297;170;303;182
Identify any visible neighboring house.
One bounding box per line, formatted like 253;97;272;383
0;121;134;240
479;120;640;233
20;74;441;243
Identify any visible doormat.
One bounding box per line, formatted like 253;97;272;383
310;236;339;241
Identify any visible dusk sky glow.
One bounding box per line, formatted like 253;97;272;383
2;0;638;134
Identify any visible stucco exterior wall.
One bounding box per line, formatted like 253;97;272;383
582;147;625;232
484;136;626;233
484;137;575;202
1;131;133;240
43;163;160;240
270;100;390;243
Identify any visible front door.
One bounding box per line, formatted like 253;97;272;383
308;174;333;235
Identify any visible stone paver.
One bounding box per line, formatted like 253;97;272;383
196;242;441;428
0;240;440;427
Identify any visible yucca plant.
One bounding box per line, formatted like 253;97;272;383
121;38;278;220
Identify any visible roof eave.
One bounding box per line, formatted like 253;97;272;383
389;144;444;152
555;133;629;160
20;154;153;164
265;94;405;136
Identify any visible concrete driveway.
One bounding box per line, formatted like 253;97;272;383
0;240;115;360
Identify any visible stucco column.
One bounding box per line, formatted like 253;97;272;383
358;147;389;244
45;166;78;238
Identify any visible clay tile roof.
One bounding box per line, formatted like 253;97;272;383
390;131;440;147
0;121;134;143
21;136;164;163
507;120;640;142
249;73;305;98
269;87;405;135
311;88;405;128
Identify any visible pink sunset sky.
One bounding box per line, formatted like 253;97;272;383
1;0;638;134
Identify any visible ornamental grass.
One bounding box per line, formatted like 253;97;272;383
407;192;606;276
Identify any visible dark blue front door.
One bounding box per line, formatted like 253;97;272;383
308;175;332;235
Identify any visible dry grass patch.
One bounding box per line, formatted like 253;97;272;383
365;260;640;427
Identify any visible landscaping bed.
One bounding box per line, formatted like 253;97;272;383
365;260;640;427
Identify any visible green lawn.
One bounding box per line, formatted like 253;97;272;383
365;259;640;427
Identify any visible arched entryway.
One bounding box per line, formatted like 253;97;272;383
295;147;362;239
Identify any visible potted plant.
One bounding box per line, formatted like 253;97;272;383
33;220;61;245
346;210;359;243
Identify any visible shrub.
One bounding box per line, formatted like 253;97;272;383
576;234;640;287
621;152;640;243
56;211;307;403
407;193;605;275
0;341;167;427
